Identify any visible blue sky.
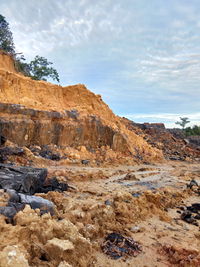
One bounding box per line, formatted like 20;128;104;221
1;0;200;127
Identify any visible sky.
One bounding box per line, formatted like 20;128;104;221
0;0;200;128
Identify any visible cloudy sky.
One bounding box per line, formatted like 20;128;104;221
1;0;200;127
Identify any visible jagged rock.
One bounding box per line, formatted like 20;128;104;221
81;159;90;165
0;164;47;194
39;147;61;161
0;164;69;219
187;179;198;189
18;193;54;215
0;146;24;163
38;177;68;193
0;146;24;156
0;203;25;220
0;189;54;219
122;117;200;161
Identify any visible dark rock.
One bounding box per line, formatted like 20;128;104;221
0;135;6;146
181;211;198;226
65;109;79;119
101;233;142;259
105;200;112;206
0;164;69;220
180;203;200;226
39;148;61;161
38;177;68;193
81;160;90;165
132;192;142;198
0;164;47;194
187;180;198;189
0;189;54;219
0;146;24;163
19;193;54;215
0;203;25;220
0;146;24;157
187;203;200;213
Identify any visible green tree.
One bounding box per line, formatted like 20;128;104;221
185;125;200;136
0;14;15;54
29;56;60;82
175;117;190;129
0;15;60;83
14;53;32;76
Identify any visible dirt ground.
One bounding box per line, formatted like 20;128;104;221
46;161;200;267
1;160;200;267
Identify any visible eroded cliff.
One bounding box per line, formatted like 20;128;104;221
0;53;162;163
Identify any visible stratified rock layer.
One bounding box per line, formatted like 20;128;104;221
0;53;162;162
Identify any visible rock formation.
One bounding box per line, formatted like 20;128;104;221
0;53;162;163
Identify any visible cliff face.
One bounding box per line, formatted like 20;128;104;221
0;53;162;162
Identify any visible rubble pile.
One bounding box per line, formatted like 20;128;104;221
178;203;200;226
0;163;68;219
122;117;200;161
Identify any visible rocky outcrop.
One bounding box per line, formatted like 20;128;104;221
0;53;162;162
122;118;200;161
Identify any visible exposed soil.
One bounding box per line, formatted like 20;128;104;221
0;53;200;267
1;159;200;266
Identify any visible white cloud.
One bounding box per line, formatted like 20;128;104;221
0;0;200;117
123;112;200;128
0;0;126;57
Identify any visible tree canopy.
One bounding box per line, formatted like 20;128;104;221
175;117;190;129
29;56;60;82
185;125;200;136
0;14;60;83
0;14;15;54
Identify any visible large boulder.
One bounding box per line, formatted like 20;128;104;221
0;164;47;194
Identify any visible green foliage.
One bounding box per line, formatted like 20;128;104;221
14;53;31;76
175;117;190;129
0;14;15;54
0;14;60;83
184;125;200;136
29;56;60;82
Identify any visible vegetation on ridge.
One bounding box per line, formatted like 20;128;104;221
0;14;59;82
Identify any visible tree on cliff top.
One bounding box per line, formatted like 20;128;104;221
175;117;190;129
0;14;15;54
0;14;60;83
29;56;60;82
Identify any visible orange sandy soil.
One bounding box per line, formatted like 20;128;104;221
0;52;199;266
0;160;200;267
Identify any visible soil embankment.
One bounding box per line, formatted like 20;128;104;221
0;53;162;164
0;53;200;267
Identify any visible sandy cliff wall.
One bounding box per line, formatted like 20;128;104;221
0;51;17;73
0;53;163;162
